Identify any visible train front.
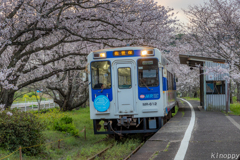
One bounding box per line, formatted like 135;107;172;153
87;47;165;135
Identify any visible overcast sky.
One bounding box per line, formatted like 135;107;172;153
154;0;208;23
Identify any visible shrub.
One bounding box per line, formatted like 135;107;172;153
34;107;66;130
53;116;78;136
60;116;73;124
0;109;45;156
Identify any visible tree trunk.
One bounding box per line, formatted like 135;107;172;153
0;90;15;109
194;92;197;98
182;92;187;97
37;101;41;112
230;93;233;104
237;82;240;103
230;80;233;104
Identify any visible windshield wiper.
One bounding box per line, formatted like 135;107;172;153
101;84;104;93
140;79;150;91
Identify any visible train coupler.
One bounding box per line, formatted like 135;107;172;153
117;116;137;128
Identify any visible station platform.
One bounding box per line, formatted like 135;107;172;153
130;99;240;160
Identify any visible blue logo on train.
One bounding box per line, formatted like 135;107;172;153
140;94;159;99
145;94;153;98
94;95;110;112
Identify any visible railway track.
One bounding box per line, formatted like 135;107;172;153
123;143;144;160
87;144;114;160
87;140;144;160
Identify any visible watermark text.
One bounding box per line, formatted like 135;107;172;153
211;153;240;159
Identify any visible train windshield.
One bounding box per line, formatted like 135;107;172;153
138;58;159;87
91;61;111;89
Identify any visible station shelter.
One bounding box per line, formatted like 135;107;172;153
179;54;230;111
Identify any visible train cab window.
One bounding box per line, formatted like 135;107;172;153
138;58;159;87
118;67;132;89
91;61;111;89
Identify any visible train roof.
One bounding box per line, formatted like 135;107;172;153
92;46;155;53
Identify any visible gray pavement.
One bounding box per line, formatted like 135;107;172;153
185;100;240;160
130;100;240;160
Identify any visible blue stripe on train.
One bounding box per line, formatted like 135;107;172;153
163;77;168;91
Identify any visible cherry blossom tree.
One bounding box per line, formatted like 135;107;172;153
0;0;178;109
43;0;179;110
184;0;240;101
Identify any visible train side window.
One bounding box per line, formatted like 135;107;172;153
118;67;132;89
167;71;173;90
206;81;225;94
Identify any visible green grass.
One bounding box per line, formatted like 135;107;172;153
180;100;184;104
228;96;240;115
230;103;240;115
172;106;178;117
163;142;171;152
0;107;142;160
232;96;237;103
181;97;200;101
149;151;160;160
182;111;185;117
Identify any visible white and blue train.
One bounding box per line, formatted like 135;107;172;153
87;46;177;135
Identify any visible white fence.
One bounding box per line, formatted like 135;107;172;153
11;100;58;112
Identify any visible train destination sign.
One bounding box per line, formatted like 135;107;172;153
142;61;153;65
113;50;134;56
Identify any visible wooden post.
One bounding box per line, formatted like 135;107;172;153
84;126;86;140
19;146;22;160
58;140;60;149
25;98;26;112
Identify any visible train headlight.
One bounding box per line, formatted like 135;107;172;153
94;52;106;59
141;50;148;56
141;50;154;56
99;53;106;58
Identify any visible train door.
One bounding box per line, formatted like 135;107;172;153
115;62;135;113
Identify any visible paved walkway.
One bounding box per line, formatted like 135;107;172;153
130;99;240;160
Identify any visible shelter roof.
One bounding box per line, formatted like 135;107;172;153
179;54;226;67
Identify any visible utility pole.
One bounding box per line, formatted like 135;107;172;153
226;82;230;114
